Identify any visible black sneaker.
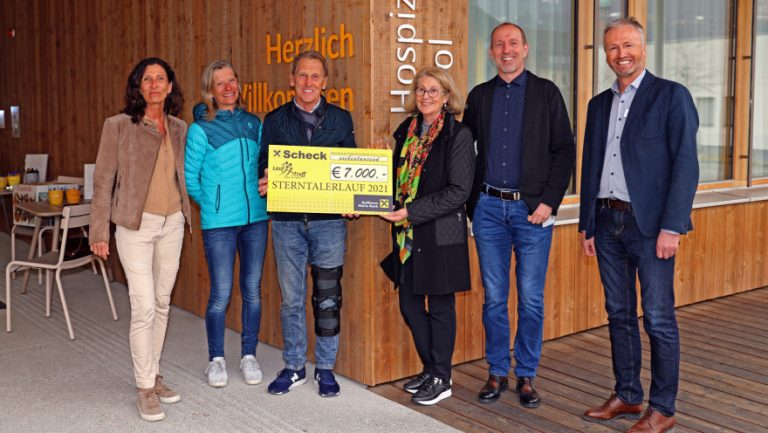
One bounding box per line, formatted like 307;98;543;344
411;376;451;405
403;372;432;394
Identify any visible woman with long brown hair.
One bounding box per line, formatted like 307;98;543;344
90;57;190;422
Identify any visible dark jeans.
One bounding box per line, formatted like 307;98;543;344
398;259;457;381
595;206;679;416
203;221;268;360
473;193;553;378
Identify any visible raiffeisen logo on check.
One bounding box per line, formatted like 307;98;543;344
267;144;394;215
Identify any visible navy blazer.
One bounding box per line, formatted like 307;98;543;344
464;71;575;219
578;72;700;238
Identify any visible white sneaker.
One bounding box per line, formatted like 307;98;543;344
205;357;228;387
240;355;263;385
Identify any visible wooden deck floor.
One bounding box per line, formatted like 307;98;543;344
371;287;768;433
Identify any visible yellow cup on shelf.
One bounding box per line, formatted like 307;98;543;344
7;174;21;186
0;176;7;189
48;189;64;206
66;188;81;204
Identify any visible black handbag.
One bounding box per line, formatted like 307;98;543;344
63;236;91;260
379;251;398;284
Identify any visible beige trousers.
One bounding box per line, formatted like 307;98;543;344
116;211;184;388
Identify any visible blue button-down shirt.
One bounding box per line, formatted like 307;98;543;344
598;69;647;201
485;71;527;189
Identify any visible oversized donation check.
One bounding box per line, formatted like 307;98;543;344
267;144;394;215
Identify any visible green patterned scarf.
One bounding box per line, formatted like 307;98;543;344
395;112;445;263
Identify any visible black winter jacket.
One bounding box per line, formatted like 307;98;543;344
381;112;475;295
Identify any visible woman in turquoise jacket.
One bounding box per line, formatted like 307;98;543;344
185;60;268;388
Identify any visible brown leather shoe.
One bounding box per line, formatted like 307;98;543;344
627;408;675;433
478;374;508;404
583;394;643;423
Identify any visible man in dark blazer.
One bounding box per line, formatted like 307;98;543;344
463;22;575;408
579;18;699;433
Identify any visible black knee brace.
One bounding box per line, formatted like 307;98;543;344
311;265;343;337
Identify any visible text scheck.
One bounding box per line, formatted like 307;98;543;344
276;149;329;160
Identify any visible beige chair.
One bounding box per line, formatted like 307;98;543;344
10;217;51;284
11;176;94;284
5;203;118;340
34;177;85;261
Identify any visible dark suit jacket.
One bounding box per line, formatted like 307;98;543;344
578;72;700;238
463;71;575;219
381;112;475;295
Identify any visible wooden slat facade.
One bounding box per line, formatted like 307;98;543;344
1;0;767;386
373;287;768;433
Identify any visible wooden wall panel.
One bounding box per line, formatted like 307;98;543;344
1;0;767;386
574;0;594;193
367;0;472;384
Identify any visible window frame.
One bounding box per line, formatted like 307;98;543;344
574;0;756;196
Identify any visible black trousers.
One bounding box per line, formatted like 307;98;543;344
398;259;456;381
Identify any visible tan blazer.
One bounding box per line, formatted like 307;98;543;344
90;113;191;244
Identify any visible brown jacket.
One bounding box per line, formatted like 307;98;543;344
90;113;191;244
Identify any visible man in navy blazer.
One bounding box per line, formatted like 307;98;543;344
463;22;575;408
579;18;698;433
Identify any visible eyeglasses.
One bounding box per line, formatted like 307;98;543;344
414;87;445;98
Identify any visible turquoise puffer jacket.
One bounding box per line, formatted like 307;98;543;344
185;104;268;229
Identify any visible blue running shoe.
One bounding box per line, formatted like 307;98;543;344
314;369;341;397
268;367;307;395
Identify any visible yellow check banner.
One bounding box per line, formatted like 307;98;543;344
267;144;394;215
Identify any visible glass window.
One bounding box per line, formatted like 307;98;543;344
468;0;575;121
696;97;716;127
646;0;735;182
753;0;768;179
594;0;627;93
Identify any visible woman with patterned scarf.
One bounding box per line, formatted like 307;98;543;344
380;67;476;406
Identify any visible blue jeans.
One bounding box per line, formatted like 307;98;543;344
203;221;268;360
595;206;679;416
271;219;347;370
473;194;552;378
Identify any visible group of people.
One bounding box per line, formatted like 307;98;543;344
90;50;354;422
89;17;697;433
